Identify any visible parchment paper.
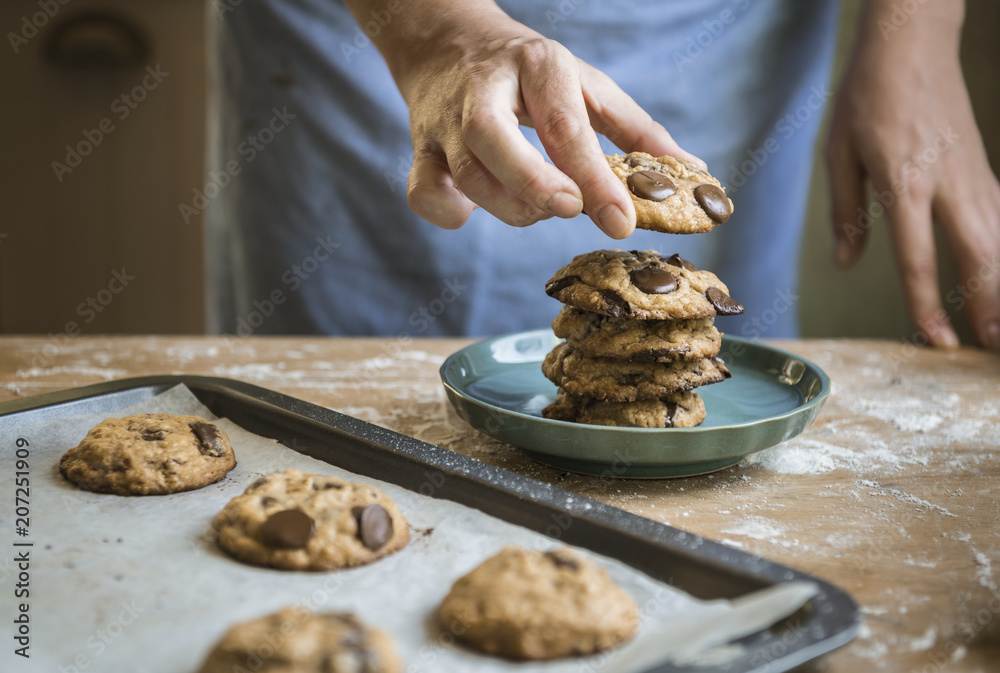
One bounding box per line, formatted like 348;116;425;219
0;385;815;672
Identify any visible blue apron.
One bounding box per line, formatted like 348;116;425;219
208;0;839;337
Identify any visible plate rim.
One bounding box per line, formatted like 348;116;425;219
439;329;831;435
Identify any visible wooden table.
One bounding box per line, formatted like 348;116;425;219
2;336;998;672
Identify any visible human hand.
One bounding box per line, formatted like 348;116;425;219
357;1;700;237
827;1;1000;348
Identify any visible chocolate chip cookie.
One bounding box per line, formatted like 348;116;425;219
59;414;236;495
607;152;733;233
196;608;401;673
542;342;731;402
545;249;744;320
213;469;409;571
436;547;638;660
543;389;706;428
552;305;721;362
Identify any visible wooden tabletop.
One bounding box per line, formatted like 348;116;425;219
2;335;998;672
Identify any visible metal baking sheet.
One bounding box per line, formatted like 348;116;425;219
0;375;859;672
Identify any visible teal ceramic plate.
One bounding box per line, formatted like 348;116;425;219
440;330;830;478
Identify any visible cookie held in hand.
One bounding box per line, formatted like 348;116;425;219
607;152;733;233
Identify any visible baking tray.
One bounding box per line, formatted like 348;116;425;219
0;375;859;672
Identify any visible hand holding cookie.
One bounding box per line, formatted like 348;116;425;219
343;0;700;238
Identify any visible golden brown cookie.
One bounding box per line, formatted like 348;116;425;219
607;152;733;233
542;389;706;428
542;342;731;402
437;547;638;660
544;249;743;321
196;608;401;673
213;469;409;571
552;305;721;362
59;414;236;495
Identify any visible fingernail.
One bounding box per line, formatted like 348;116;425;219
834;239;853;268
936;328;960;349
597;204;632;239
985;320;1000;349
546;191;583;218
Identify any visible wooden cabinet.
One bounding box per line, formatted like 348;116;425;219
0;0;207;334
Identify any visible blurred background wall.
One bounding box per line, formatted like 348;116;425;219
0;0;996;338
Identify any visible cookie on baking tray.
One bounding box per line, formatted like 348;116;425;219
542;342;731;403
196;607;401;673
436;546;638;660
607;152;733;233
544;249;744;321
542;389;706;428
58;413;236;495
213;469;409;571
552;305;721;363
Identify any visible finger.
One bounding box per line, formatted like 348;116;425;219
518;45;634;239
407;149;477;230
577;61;705;167
934;183;1000;348
445;141;549;228
462;77;584;219
885;197;960;347
826;130;869;268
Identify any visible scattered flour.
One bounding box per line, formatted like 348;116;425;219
908;626;937;651
972;550;997;591
720;516;785;541
857;480;958;518
743;438;928;475
15;366;126;380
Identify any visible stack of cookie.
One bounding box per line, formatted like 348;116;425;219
541;152;744;428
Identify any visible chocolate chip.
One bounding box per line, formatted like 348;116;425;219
260;496;277;508
545;276;577;297
664;253;698;272
625;154;652;168
190;422;226;457
353;505;394;551
247;476;269;492
664;402;679;428
631;267;678;294
599;289;630;317
259;509;315;549
627;171;677;201
140;429;165;441
545;551;579;571
705;287;744;315
693;184;732;223
713;356;733;378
